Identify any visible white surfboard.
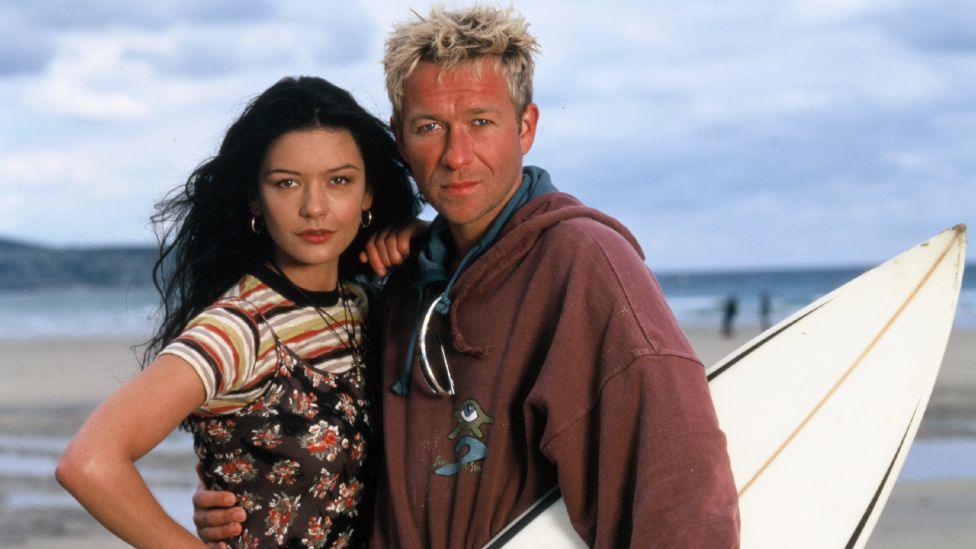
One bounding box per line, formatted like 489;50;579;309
488;224;967;549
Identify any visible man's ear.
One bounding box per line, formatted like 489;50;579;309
518;103;539;155
391;115;406;158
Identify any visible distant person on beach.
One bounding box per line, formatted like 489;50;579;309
722;294;739;337
760;291;772;331
56;76;421;547
194;6;739;547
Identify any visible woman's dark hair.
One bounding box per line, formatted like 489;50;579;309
143;76;420;367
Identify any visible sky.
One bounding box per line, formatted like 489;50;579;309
0;0;973;270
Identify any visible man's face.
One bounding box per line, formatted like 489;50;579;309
395;60;538;242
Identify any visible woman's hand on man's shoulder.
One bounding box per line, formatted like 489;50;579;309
359;219;429;276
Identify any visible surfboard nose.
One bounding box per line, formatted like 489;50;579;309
927;224;966;255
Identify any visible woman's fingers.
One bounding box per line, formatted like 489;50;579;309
363;235;388;276
360;220;427;274
397;227;413;258
384;229;405;265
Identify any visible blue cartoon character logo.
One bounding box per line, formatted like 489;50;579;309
434;398;494;476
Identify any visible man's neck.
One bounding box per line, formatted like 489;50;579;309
445;172;525;266
447;223;488;264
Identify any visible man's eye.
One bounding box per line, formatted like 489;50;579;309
472;118;492;127
418;122;441;133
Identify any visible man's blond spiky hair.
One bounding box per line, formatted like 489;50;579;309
383;5;540;122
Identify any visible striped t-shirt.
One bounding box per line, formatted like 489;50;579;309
161;265;368;416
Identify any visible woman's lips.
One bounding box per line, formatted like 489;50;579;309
298;229;335;243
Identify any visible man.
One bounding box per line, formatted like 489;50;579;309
197;6;739;547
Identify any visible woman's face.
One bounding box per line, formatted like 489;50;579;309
251;128;372;291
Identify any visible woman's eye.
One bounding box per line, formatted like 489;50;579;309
275;179;298;188
331;176;350;185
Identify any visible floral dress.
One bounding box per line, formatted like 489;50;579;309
163;269;371;548
191;322;369;548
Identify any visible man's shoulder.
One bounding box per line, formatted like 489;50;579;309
532;214;644;267
511;191;644;257
541;213;629;240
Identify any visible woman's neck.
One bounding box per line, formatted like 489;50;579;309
269;253;339;292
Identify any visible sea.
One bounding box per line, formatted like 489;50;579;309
0;264;973;340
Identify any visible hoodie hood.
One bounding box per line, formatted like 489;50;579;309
443;190;645;356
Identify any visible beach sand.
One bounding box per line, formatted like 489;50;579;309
0;327;972;547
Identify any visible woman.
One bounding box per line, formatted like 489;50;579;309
56;76;420;548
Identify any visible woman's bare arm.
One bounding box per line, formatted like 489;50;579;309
56;354;208;548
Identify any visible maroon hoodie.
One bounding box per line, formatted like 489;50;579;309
369;193;740;548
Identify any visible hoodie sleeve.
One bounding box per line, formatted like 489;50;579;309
530;218;740;548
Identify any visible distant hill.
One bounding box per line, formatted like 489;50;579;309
0;236;41;252
0;239;158;290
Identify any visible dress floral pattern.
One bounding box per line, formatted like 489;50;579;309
192;333;369;548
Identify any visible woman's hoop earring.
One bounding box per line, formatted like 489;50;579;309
250;215;263;235
361;210;373;229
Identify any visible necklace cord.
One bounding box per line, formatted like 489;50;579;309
265;261;368;367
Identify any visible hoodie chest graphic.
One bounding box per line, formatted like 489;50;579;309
434;398;494;476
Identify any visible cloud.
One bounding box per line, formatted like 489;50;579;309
12;0;278;31
14;32;153;122
789;0;913;23
0;1;379;124
0;13;57;76
0;117;224;245
121;20;374;79
877;0;976;53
